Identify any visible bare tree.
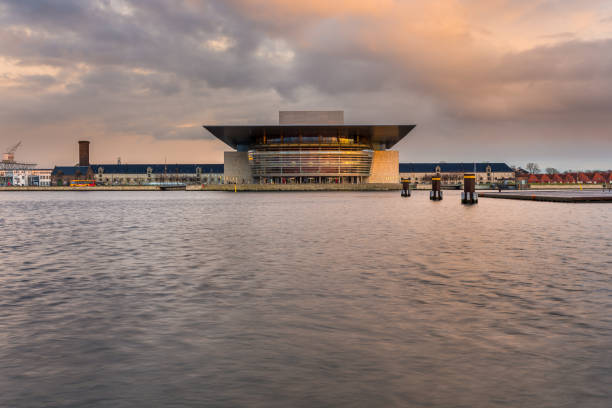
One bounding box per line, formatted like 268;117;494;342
545;167;559;175
526;163;540;174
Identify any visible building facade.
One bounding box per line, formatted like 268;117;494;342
204;111;416;184
51;164;224;186
51;166;95;186
91;164;224;185
399;163;515;185
525;171;612;185
0;169;52;186
53;141;225;186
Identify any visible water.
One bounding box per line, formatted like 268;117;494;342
1;191;611;407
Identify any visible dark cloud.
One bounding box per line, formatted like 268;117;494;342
0;0;611;170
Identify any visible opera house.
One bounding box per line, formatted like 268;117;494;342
204;111;415;185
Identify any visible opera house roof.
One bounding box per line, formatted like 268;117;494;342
203;125;416;150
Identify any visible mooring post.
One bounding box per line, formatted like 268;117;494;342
430;175;442;200
401;180;411;197
461;173;478;204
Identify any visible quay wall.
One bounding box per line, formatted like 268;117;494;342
0;186;159;191
197;183;401;191
0;184;401;192
527;184;607;190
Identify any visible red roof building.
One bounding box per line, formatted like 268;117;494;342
577;172;591;183
592;172;605;183
528;174;540;183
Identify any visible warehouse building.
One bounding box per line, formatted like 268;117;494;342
91;164;224;185
399;163;515;185
51;141;224;186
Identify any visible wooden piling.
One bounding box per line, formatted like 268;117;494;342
461;173;478;204
430;176;442;200
401;179;411;197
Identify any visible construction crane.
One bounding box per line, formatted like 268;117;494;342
3;141;22;162
6;141;21;155
1;141;36;169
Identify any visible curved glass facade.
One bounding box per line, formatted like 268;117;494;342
249;145;373;183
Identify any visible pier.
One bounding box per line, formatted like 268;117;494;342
479;191;612;203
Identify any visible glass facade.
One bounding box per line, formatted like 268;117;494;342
248;128;377;183
249;147;373;183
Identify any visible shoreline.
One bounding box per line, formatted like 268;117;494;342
0;183;402;192
2;184;608;192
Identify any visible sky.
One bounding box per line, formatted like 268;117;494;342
1;0;612;170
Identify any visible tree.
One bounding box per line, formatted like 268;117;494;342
526;163;540;174
545;167;559;175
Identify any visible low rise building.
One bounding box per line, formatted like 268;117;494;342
91;164;224;185
399;163;515;185
0;168;53;186
526;171;612;185
51;164;224;186
51;166;95;186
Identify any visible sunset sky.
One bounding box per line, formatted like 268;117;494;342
1;0;612;170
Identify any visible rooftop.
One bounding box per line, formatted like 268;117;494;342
52;164;224;175
399;163;514;173
203;125;416;150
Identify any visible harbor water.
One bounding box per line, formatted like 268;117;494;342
1;191;611;407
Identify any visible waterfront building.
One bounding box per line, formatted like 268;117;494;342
51;141;224;186
90;164;224;185
51;164;224;186
527;174;539;184
551;174;564;183
51;166;96;186
399;163;515;185
0;168;52;186
204;110;416;184
518;171;611;185
0;141;48;186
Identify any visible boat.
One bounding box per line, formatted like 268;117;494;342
159;183;186;191
144;181;187;190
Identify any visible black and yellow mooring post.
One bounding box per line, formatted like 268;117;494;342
430;175;442;200
462;173;478;204
401;179;411;197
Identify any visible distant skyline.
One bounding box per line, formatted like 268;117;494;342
1;0;612;170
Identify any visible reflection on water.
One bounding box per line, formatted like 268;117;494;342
1;191;611;407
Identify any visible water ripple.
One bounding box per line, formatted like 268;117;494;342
0;191;611;407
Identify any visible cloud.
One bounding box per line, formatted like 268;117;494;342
0;0;611;169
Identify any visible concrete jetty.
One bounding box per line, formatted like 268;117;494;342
479;191;612;203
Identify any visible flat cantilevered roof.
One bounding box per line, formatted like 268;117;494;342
203;125;416;150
